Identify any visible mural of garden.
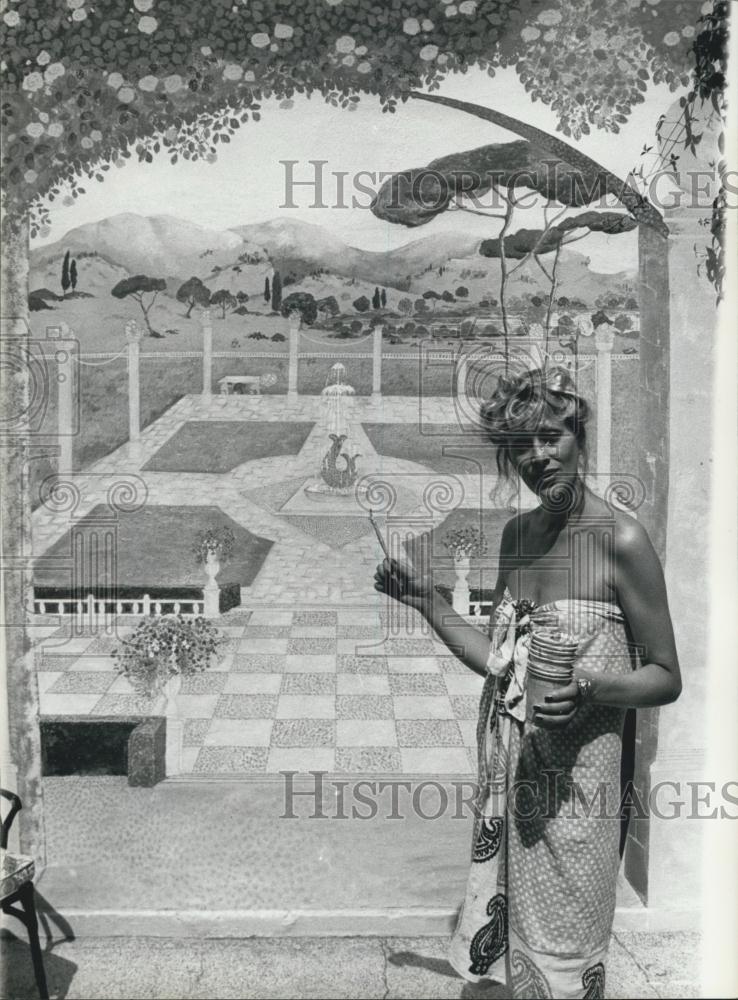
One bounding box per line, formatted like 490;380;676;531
25;131;650;777
1;4;730;990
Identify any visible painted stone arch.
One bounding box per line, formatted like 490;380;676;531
0;2;725;895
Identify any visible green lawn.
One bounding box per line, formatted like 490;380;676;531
143;421;316;473
30;340;640;514
362;423;499;475
34;504;274;591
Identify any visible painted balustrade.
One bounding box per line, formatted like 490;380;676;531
32;593;206;618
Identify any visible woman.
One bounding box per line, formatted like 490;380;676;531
374;366;681;1000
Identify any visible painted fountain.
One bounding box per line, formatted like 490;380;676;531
303;363;368;504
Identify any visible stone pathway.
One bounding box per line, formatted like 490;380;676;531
32;393;501;606
37;604;484;776
32;393;516;775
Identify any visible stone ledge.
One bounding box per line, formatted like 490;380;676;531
28;901;703;940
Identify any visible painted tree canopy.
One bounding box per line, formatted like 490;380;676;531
479;211;638;259
0;0;711;235
370;135;665;233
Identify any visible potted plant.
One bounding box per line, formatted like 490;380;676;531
113;615;223;776
193;526;236;618
443;527;488;616
443;526;488;561
193;525;235;566
112;615;223;709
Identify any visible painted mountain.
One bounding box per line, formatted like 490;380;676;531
230;218;483;289
32;213;635;291
28;213;637;350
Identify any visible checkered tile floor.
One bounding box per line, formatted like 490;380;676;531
36;607;483;775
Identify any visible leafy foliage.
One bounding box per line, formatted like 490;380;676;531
61;249;70;297
316;294;339;317
112;615;223;700
635;1;729;300
270;271;282;312
371;128;664;235
176;276;210;317
112;275;166;298
443;526;488;559
210;288;237;318
513;0;702;139
0;0;708;235
480;211;637;258
192;525;236;564
687;1;729;300
111;273;166;335
281;291;317;325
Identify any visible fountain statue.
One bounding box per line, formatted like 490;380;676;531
304;363;367;501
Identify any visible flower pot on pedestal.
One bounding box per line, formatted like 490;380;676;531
443;528;487;617
158;673;183;777
112;615;223;777
452;554;471;615
203;549;221;618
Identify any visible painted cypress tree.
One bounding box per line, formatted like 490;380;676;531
70;258;78;292
380;288;387;308
372;286;381;310
271;271;282;312
61;250;71;299
264;276;270;303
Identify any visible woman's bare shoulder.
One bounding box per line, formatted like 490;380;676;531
501;508;537;535
499;510;528;552
609;508;659;573
590;493;653;552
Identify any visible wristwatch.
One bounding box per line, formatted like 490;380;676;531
576;677;594;704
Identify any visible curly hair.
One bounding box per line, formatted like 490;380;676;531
479;366;591;483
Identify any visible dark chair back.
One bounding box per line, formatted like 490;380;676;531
0;788;22;850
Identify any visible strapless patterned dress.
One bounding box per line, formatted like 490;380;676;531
448;587;637;1000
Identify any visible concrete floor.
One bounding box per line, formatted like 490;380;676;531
1;930;701;999
2;776;704;998
35;776;645;936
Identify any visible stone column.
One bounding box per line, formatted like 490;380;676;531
594;323;614;483
622;220;671;906
455;351;468;404
287;311;300;400
201;309;212;397
50;324;78;478
372;321;383;401
126;320;142;445
630;95;726;918
0;212;45;863
642;201;716;916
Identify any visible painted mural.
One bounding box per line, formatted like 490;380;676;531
0;1;733;996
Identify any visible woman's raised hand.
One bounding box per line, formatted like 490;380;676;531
373;557;434;608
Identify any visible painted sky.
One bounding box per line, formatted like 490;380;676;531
34;66;678;272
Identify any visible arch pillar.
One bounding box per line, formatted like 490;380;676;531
643;203;715;913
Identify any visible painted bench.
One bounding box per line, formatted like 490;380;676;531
217;375;261;395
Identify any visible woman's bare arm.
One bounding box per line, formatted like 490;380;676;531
537;515;682;727
591;514;682;706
